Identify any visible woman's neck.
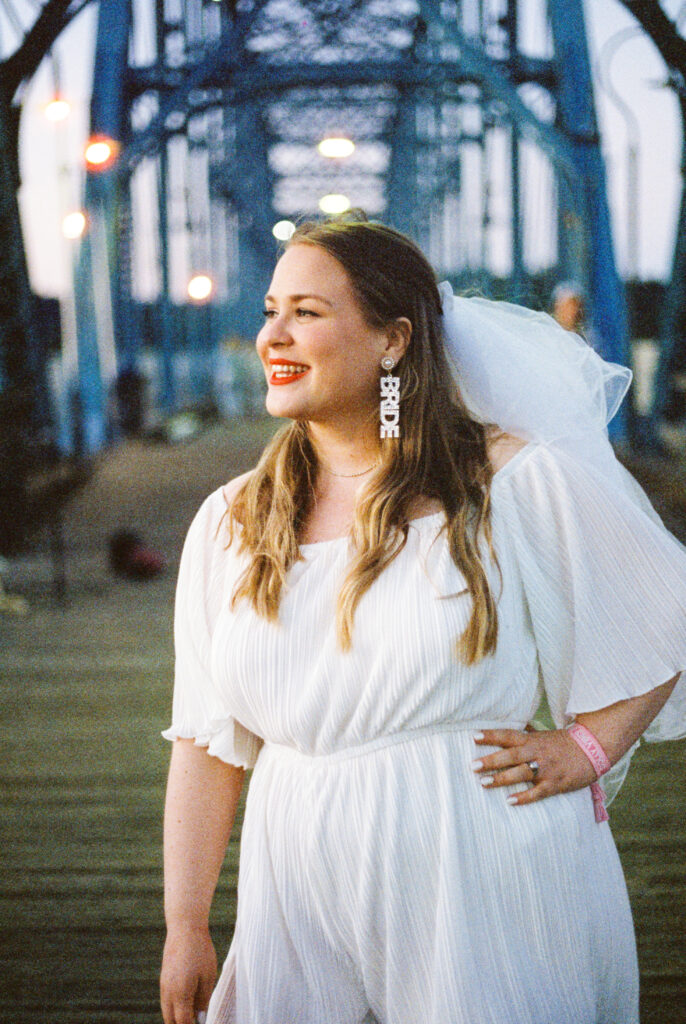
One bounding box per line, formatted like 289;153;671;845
307;420;380;478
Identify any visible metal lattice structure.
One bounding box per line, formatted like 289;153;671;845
2;0;632;455
68;0;628;453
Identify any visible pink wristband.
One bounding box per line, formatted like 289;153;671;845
567;723;612;778
589;783;609;824
568;723;611;824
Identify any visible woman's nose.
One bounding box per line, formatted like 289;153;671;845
260;315;292;346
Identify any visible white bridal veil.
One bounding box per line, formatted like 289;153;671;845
439;281;686;801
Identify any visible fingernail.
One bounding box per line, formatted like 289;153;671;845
480;776;494;787
471;759;483;771
196;1013;207;1024
506;796;518;805
473;732;485;741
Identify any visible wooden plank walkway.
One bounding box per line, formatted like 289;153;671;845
0;421;685;1023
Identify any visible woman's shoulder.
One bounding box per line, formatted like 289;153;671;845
485;429;530;475
221;469;254;508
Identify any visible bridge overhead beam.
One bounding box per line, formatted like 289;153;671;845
58;0;630;449
123;56;569;182
128;54;556;103
120;3;264;175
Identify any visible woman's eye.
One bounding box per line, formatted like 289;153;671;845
262;309;277;318
296;308;317;318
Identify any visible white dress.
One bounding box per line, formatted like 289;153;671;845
164;441;686;1024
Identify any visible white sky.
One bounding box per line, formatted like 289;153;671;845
15;0;685;297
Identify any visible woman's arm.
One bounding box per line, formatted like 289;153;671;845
160;739;245;1024
471;674;680;805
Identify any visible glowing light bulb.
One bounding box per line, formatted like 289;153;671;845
85;136;119;170
272;220;296;241
62;211;87;239
45;98;71;122
318;194;351;215
187;274;214;302
318;137;355;159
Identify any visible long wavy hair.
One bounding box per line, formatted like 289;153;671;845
226;215;499;664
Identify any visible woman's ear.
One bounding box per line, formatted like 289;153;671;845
383;317;412;364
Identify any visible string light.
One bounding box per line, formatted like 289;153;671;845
187;274;214;301
319;194;351;214
85;136;120;171
272;220;296;241
62;211;87;239
318;137;355;158
45;98;71;122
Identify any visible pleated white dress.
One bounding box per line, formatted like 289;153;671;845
164;441;686;1024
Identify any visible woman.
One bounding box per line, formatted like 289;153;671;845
160;216;686;1024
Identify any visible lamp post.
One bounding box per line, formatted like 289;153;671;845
596;27;642;282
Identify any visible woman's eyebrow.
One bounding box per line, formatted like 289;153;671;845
264;292;334;306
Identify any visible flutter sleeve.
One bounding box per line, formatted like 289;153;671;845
497;442;686;799
162;487;262;769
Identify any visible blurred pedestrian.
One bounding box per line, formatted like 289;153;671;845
551;280;586;333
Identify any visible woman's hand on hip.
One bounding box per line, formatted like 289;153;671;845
471;726;597;805
160;922;216;1024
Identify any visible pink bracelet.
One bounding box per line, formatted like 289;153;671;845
567;723;611;824
567;722;611;778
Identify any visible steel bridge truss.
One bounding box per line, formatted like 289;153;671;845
8;0;630;452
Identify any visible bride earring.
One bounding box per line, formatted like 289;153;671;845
380;355;400;438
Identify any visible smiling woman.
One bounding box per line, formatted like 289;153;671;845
160;214;686;1024
256;243;409;440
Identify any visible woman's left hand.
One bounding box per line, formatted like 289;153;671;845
472;726;598;805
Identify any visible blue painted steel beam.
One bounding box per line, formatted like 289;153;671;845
548;0;629;441
123;57;579;194
231;102;279;337
413;0;626;437
386;87;420;238
127;53;556;99
74;0;132;453
119;3;265;175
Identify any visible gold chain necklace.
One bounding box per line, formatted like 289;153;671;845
318;462;379;479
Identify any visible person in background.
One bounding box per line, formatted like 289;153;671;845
551;280;586;333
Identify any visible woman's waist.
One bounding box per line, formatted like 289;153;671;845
261;718;527;765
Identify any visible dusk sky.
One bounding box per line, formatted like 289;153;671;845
14;0;685;301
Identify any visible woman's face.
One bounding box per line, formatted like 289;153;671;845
256;243;400;430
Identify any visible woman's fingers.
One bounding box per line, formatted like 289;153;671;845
161;982;198;1024
506;780;556;806
471;729;534;774
474;728;528;749
160;926;216;1024
472;727;597;805
478;762;536;788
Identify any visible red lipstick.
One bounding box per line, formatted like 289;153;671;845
268;358;310;386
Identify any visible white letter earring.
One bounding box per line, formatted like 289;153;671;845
379;355;400;438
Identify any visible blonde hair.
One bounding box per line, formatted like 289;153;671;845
227;216;499;664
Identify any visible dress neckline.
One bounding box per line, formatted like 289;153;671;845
298;510;445;551
297;441;536;552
